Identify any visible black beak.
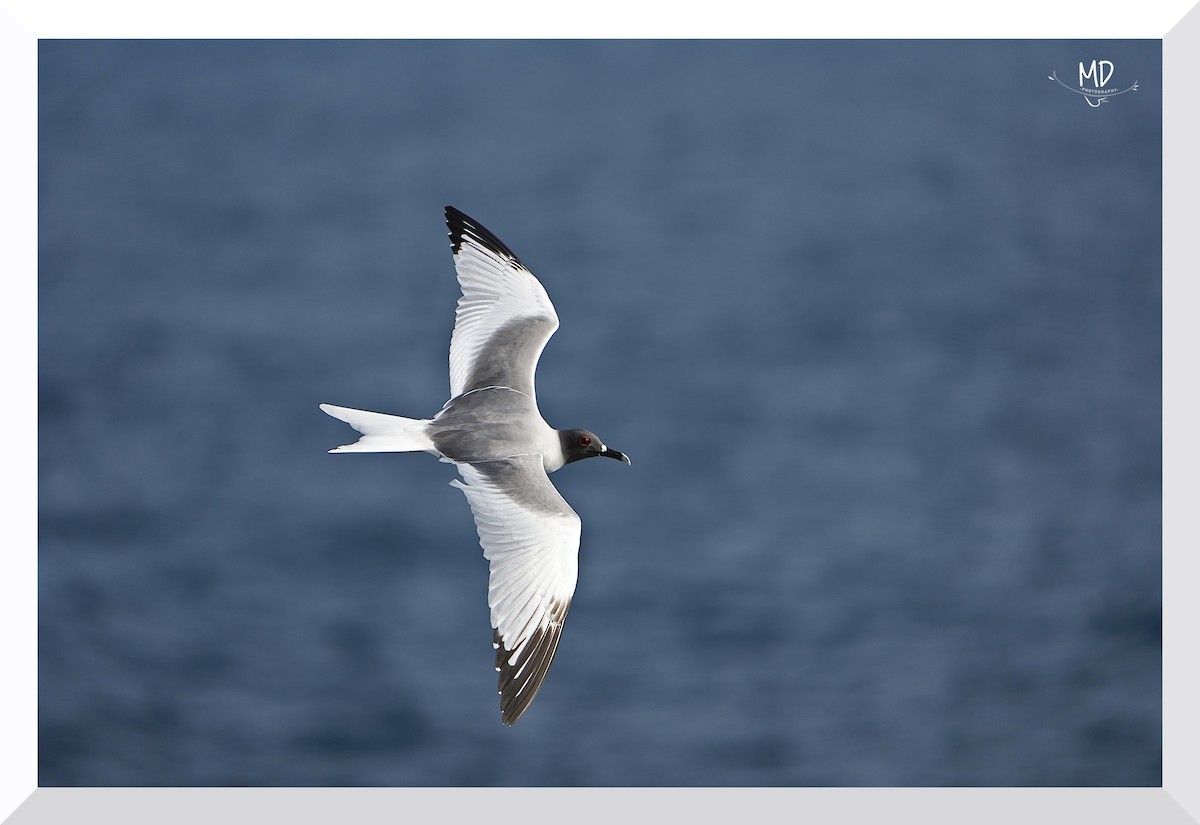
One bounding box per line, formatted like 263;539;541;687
601;448;631;465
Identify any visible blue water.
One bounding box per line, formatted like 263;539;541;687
38;40;1161;786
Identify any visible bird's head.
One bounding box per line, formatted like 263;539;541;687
559;429;631;466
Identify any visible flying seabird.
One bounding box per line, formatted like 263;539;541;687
321;206;630;725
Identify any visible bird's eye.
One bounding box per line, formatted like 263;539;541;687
578;435;592;447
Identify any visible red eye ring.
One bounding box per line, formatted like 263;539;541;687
578;435;592;447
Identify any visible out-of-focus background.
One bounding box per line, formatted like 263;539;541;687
38;40;1161;786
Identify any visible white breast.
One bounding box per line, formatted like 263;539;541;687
539;421;567;473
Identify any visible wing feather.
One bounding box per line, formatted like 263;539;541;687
445;207;559;401
450;454;581;725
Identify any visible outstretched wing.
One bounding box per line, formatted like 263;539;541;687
445;206;560;402
450;454;581;725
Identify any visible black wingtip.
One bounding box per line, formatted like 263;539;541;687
445;205;524;264
492;602;570;726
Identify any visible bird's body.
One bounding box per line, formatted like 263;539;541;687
434;386;564;470
321;206;628;725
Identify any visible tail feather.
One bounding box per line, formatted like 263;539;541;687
319;403;436;454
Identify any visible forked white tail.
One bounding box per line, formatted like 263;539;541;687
319;404;437;454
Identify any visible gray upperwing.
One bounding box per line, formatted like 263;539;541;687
459;315;558;398
466;454;577;519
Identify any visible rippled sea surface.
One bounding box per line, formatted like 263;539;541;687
39;40;1161;786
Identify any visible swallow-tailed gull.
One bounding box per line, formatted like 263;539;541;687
321;206;630;725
